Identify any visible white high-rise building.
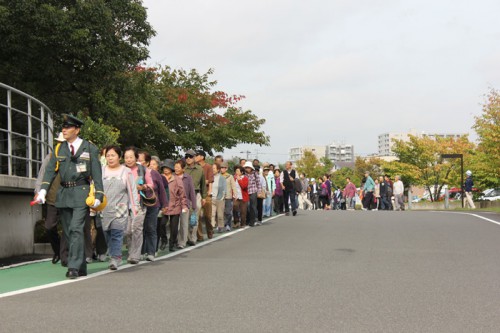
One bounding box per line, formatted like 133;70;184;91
378;129;466;156
289;145;326;163
326;142;354;163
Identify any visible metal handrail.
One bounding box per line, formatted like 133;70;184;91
0;83;53;112
0;82;54;179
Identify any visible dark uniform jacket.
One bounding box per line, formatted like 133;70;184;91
41;139;103;208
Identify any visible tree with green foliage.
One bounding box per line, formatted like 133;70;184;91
0;1;270;158
381;161;420;189
295;151;334;180
0;0;155;116
331;167;359;189
471;89;500;188
295;151;321;179
319;157;334;177
77;112;120;149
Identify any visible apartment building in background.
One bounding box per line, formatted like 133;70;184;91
326;142;355;163
289;145;326;163
378;129;466;156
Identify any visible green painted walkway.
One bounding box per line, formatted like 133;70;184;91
0;213;281;296
0;236;220;294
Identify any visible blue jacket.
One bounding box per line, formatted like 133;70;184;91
464;177;474;192
363;176;375;192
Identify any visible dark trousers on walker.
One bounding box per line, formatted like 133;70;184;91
59;206;89;273
45;204;68;264
167;214;180;249
283;189;297;213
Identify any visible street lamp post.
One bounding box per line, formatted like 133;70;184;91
441;153;464;208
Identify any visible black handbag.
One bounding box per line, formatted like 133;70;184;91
140;188;157;207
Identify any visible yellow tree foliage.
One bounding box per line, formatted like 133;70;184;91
391;135;475;201
472;89;500;187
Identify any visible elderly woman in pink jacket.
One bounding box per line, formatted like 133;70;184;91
161;159;188;252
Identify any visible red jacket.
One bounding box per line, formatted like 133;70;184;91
237;175;249;202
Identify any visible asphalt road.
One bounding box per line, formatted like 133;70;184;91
1;210;500;332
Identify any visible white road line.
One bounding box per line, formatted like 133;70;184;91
432;211;500;226
0;258;51;271
0;214;284;299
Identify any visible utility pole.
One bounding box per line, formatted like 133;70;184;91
240;150;251;160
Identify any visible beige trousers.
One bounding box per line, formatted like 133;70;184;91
465;191;476;209
177;210;190;248
212;198;225;228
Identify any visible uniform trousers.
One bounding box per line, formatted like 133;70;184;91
59;206;89;272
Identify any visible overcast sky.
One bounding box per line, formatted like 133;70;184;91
142;0;500;163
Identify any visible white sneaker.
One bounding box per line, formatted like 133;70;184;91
86;257;93;264
109;258;117;270
146;255;155;262
98;254;107;262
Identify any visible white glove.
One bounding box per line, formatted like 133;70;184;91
90;199;101;209
37;190;47;204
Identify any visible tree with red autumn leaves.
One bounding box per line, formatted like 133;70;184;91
91;66;269;157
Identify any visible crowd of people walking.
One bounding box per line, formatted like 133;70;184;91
34;114;407;279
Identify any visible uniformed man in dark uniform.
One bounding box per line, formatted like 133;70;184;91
36;114;104;279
